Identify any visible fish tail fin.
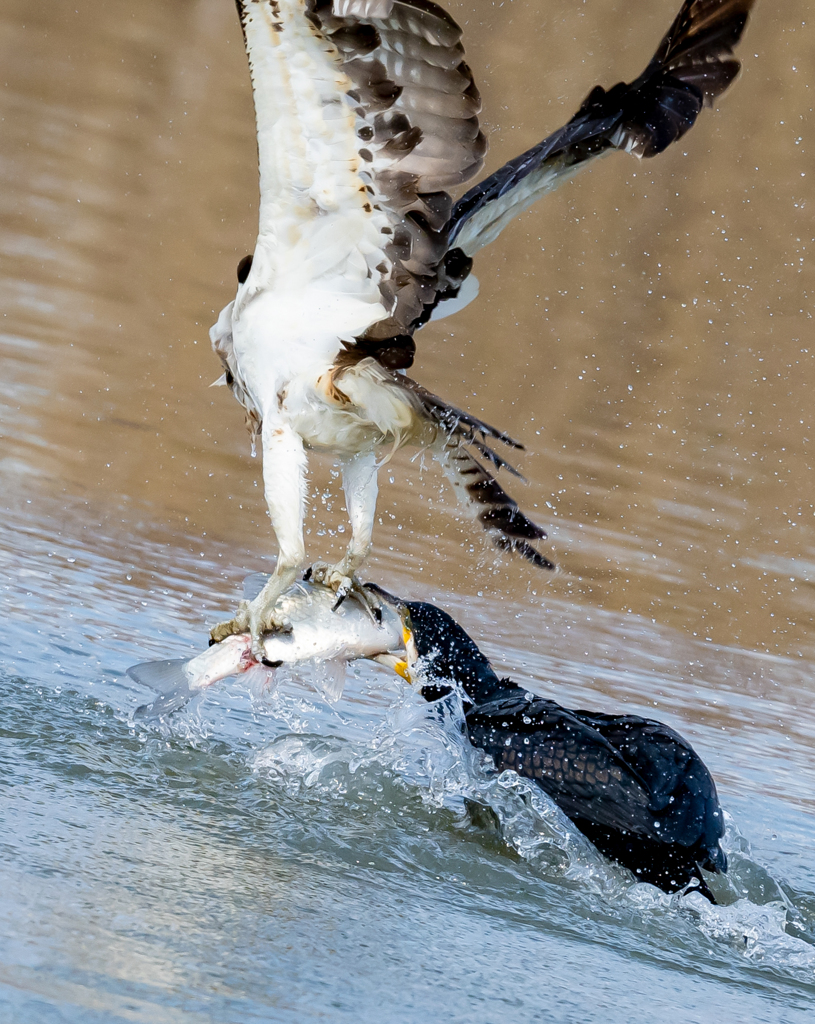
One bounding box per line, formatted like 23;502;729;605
128;658;191;694
128;658;196;720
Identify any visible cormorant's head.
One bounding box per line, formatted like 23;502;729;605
404;602;504;703
369;592;503;704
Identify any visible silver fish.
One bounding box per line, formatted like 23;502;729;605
128;576;409;719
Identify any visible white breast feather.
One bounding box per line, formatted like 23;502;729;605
241;0;391;310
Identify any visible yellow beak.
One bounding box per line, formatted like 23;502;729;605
392;659;411;682
371;607;418;684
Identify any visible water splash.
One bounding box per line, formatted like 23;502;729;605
247;678;815;983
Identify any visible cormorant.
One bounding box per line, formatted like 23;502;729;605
393;600;727;901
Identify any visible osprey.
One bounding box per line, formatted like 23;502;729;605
211;0;754;644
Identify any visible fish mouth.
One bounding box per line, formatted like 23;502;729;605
373;652;413;682
363;583;419;684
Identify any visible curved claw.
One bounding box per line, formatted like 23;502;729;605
340;576;384;625
304;562;383;624
304;561;330;586
210;584;293;655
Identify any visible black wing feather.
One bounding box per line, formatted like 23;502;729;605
448;0;755;255
467;693;722;860
568;708;726;869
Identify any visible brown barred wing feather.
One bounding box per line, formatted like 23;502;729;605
306;0;487;340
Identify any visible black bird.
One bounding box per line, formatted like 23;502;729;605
396;601;727;901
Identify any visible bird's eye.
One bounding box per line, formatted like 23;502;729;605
237;254;253;283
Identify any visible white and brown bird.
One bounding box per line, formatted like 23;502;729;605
211;0;754;644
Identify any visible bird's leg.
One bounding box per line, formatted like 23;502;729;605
210;422;307;649
337;450;379;580
307;451;381;619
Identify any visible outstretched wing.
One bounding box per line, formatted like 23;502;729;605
310;0;489;345
232;0;487;360
448;0;755;257
231;0;752;362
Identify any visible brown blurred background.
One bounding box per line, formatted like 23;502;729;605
1;0;812;670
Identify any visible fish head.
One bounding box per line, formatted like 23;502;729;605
363;583;419;685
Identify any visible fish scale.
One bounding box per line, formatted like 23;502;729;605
128;578;406;719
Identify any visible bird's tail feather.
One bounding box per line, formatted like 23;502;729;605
434;442;554;571
386;370;554;569
391;373;523;450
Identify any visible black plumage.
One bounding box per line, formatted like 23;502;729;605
404;601;727;900
448;0;755;256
